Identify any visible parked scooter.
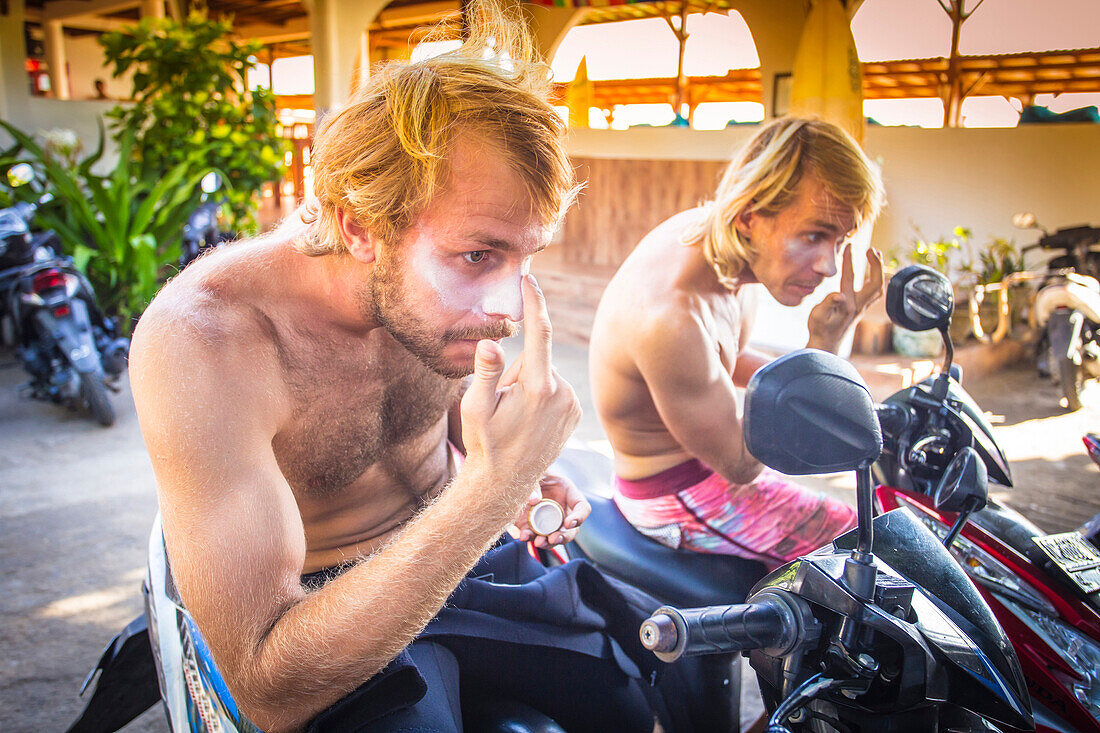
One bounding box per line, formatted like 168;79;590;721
1014;213;1100;410
872;265;1100;732
0;166;128;426
179;172;231;270
640;339;1033;731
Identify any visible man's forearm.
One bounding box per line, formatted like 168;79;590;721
231;461;525;732
731;348;772;388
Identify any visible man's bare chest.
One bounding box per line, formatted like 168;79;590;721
701;298;745;376
270;338;460;496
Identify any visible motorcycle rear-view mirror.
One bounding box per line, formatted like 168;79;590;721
746;349;883;586
934;446;989;548
744;349;882;475
886;264;954;333
200;171;222;195
934;446;988;514
6;163;35;188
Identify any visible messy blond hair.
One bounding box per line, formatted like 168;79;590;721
300;0;576;255
684;117;885;287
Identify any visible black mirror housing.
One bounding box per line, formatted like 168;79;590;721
745;349;882;475
934;446;989;514
886;265;954;333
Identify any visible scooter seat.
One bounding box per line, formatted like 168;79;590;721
1035;279;1100;324
573;493;768;607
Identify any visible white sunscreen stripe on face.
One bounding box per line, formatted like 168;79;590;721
412;243;477;312
411;244;523;318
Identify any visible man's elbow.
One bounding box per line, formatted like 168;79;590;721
234;684;314;733
726;459;763;487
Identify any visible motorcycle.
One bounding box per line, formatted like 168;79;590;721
0;166;129;426
639;346;1034;731
869;265;1100;732
179;172;231;271
1013;213;1100;411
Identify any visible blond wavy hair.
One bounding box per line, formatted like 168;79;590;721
299;0;577;256
683;117;885;288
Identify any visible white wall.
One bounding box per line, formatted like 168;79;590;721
864;124;1100;265
66;34;132;102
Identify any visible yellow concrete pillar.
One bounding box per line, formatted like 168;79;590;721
566;56;592;128
0;0;28;125
44;20;71;101
788;0;864;141
733;0;865;120
308;0;389;114
141;0;166;19
523;4;588;63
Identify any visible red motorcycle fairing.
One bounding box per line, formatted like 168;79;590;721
878;484;1100;732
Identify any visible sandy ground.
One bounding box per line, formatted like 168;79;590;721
1;338;1097;732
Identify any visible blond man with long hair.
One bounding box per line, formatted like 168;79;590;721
128;3;694;730
590;117;885;573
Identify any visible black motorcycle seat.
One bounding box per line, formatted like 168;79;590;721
546;445;769;607
573;492;768;607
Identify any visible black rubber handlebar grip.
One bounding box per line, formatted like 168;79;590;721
640;594;797;663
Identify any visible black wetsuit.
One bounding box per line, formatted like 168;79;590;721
301;538;706;733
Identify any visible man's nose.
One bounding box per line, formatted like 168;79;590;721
814;248;839;279
479;272;524;322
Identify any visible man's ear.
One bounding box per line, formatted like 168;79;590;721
335;208;378;264
733;207;754;241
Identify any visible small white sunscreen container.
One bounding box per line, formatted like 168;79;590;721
528;499;565;537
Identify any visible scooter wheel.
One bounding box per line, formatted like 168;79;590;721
82;372;116;427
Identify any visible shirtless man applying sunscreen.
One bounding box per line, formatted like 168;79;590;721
128;5;696;730
590;117;886;571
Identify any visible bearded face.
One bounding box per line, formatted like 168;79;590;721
366;245;516;379
353;138;551;379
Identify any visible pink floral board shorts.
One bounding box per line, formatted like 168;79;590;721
613;459;856;570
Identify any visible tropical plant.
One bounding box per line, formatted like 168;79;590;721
891;225;1023;287
965;235;1025;286
0;120;215;329
99;10;286;233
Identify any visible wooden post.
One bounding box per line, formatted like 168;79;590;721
663;1;690;120
937;0;986;127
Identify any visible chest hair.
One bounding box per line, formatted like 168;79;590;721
270;327;460;495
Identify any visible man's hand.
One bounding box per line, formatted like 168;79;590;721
510;474;592;547
807;244;883;354
459;275;582;512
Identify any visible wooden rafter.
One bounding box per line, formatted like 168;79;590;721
549;49;1100;108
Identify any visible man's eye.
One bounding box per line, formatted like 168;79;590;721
463;251;488;264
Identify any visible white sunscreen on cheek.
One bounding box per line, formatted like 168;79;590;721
411;245;479;311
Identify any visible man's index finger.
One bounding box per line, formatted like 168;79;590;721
522;274;553;380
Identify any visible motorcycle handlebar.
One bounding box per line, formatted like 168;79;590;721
640;593;800;663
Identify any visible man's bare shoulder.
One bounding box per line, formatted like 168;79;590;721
130;238;293;421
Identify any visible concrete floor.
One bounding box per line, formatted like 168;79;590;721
1;338;1098;732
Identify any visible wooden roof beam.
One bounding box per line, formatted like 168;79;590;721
41;0;141;21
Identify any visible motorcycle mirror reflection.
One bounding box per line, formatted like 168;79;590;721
935;447;989;548
886;265;954;333
6;163;35;188
200;172;222;195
